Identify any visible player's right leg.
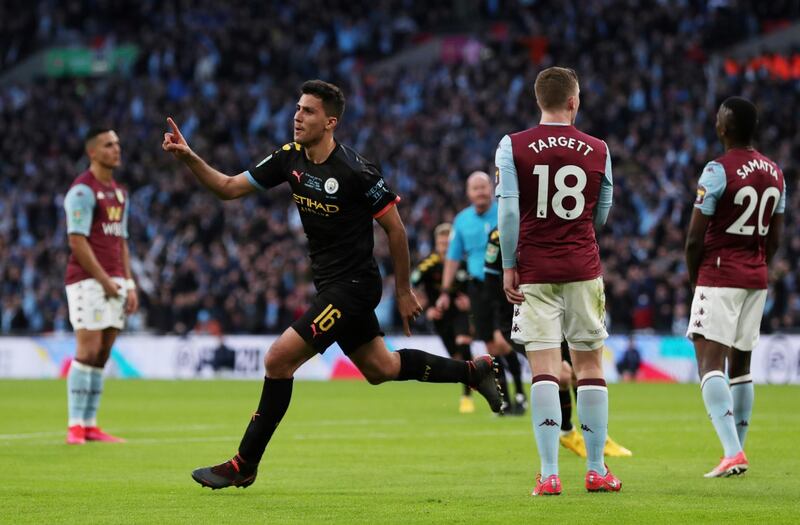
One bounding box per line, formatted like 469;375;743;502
66;329;104;445
688;286;748;477
191;328;317;490
434;318;473;413
563;277;620;492
347;336;503;413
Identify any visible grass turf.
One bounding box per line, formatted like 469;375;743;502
0;380;798;524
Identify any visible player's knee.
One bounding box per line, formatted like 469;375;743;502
559;362;573;386
364;371;388;385
360;359;396;385
728;349;751;378
264;347;294;379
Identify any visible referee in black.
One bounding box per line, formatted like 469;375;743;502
163;80;502;490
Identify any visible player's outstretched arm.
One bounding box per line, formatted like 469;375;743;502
376;206;422;336
162;117;254;200
685;208;710;288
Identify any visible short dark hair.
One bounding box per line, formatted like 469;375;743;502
720;96;758;144
534;67;579;111
85;127;112;145
301;80;345;119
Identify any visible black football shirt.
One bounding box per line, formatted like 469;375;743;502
246;141;399;288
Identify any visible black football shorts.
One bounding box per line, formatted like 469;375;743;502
292;276;384;355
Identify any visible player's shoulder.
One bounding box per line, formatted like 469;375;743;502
507;126;536;142
70;170;95;188
333;143;375;174
257;142;303;166
570;127;607;150
278;141;303;154
753;150;784;178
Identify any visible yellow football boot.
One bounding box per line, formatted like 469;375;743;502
604;435;633;457
559;428;587;458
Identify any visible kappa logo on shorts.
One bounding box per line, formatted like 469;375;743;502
539;419;558;427
581;424;593;433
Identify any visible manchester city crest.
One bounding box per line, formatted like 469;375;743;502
324;178;339;194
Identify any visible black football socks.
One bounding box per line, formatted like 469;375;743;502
559;387;574;432
237;377;293;466
504;352;524;396
396;349;473;384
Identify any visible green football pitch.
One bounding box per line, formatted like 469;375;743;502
1;380;798;524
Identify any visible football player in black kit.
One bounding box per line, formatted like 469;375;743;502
482;227;527;414
411;223;476;413
163;80;502;490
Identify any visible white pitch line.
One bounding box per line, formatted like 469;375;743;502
0;419;411;444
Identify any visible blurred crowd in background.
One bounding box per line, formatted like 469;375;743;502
1;0;799;336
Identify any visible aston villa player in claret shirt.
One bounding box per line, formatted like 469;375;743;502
63;128;138;445
163;80;502;490
685;97;785;478
495;67;620;495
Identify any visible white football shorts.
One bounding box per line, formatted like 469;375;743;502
687;286;767;351
65;277;128;331
512;276;608;352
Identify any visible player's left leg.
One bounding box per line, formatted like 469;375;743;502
347;336;502;413
727;288;766;449
192;327;317;490
728;349;753;447
82;327;125;442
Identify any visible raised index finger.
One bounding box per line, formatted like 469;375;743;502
166;117;184;139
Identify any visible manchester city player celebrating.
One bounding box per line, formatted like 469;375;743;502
162;80;502;490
